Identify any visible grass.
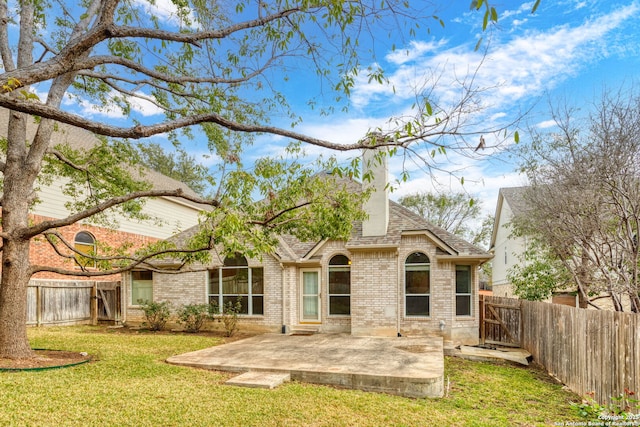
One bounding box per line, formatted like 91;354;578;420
0;326;582;426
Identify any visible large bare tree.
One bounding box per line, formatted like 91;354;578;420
0;0;519;359
512;91;640;311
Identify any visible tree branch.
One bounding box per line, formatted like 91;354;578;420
35;229;215;277
0;96;385;150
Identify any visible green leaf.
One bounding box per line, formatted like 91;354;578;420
490;7;498;23
425;101;433;116
531;0;541;13
474;37;483;52
482;10;489;30
514;131;520;143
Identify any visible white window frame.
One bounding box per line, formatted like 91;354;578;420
328;255;351;316
455;265;473;317
405;252;431;317
207;259;264;316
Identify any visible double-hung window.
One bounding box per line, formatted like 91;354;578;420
131;271;153;305
405;252;430;316
328;255;351;315
456;265;472;316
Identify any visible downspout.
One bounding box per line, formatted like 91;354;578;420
280;263;287;334
396;250;401;337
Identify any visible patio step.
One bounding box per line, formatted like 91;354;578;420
288;327;319;336
225;371;291;389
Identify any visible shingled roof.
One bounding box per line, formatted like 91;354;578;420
498;186;530;217
167;175;491;262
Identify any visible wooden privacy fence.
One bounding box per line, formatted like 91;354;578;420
481;295;639;407
27;280;121;326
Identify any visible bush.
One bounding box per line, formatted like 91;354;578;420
176;304;211;333
210;298;242;337
139;300;172;331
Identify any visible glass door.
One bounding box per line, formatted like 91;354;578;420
301;269;321;322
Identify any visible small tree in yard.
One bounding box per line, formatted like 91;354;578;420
0;0;522;359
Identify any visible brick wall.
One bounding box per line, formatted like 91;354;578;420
398;234;479;345
350;248;399;336
125;252;284;328
3;213;158;281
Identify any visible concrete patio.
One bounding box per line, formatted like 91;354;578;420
166;333;444;398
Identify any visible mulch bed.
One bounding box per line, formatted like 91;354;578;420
0;350;91;370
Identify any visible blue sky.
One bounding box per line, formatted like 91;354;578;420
276;0;640;217
41;0;640;218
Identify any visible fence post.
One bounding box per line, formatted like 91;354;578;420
35;284;41;327
90;282;98;325
479;294;485;344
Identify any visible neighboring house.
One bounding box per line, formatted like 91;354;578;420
490;186;579;307
125;150;492;345
489;187;529;298
0;109;208;282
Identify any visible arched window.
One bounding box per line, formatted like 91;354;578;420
74;231;96;268
328;254;351;316
208;253;264;315
405;252;430;316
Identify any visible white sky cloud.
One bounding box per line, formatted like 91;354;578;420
351;2;640;116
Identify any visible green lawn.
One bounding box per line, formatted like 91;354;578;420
0;326;581;426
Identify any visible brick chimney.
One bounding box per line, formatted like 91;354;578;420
362;147;389;237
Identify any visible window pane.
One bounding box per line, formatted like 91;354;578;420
222;268;249;294
131;280;153;305
132;271;152;281
329;296;350;315
223;296;248;315
303;272;318;294
456;266;472;293
406;296;429;316
251;268;264;294
456;295;471;316
208;295;220;313
329;270;350;294
406;252;430;264
329;255;350;265
75;232;94;245
252;296;264;315
303;296;318;317
224;253;248;266
209;269;220;294
406;270;430;294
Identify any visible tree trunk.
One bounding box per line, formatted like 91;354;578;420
0;240;34;358
0;110;37;359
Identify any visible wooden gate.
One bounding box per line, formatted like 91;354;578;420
479;295;522;347
97;281;122;322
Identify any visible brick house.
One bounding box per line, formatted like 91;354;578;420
126;150;491;344
0;109;207;294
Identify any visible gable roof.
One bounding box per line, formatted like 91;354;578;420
489;186;529;250
498;186;529;217
167;175;491;264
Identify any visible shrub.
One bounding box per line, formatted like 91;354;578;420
139;300;172;331
176;304;211;333
210;298;242;337
571;390;639;419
